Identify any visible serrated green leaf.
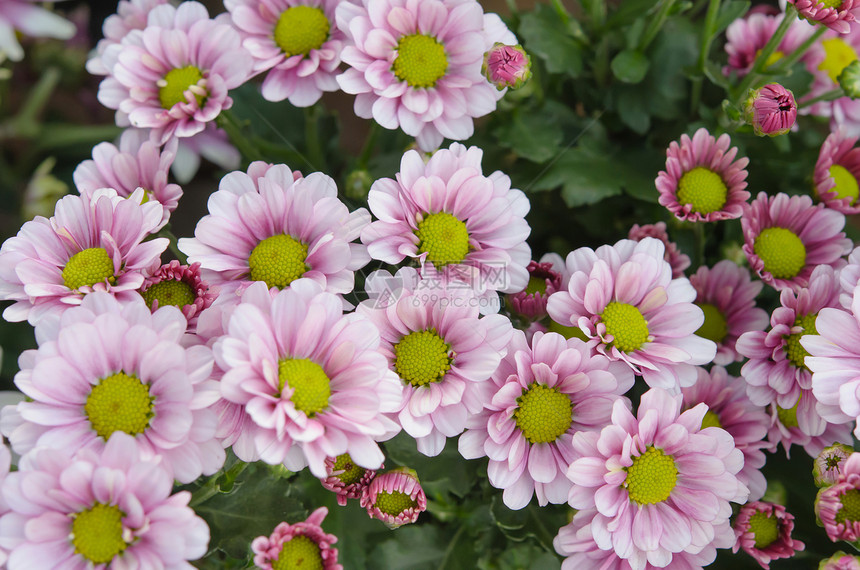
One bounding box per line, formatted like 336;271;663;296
611;50;650;84
518;5;584;76
493;108;564;163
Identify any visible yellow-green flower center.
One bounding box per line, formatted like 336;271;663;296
524;276;548;295
393;34;448;88
625;446;678;505
820;0;846;10
784;312;818;369
71;503;127;564
272;534;323;570
332;453;365;485
393;329;451;387
755;49;785;69
777;397;801;428
414;212;470;267
513;383;573;444
248;234;309;289
829;164;859;204
140;280;195;309
748;511;779;549
85;372;154;440
837;489;860;524
676;167;728;214
375;490;417;516
62;247;116;291
701;410;723;430
753;227;806;280
273;6;330;58
601;301;649;352
820;37;858;84
159;65;205;110
695;303;728;344
278;358;331;417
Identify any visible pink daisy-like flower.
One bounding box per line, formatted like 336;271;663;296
360;467;427;528
723;11;823;77
179;161;370;297
459;330;634;510
765;387;853;457
0;0;75;62
138;260;216;331
741;191;851;292
838;246;860;309
73;128;181;227
0;187;167;325
733;501;805;569
97;1;253;144
744;83;797;137
816;452;860;542
0;292;225;484
546;237;716;392
336;0;516;151
628;222;691;279
690;260;768;366
508;260;563;320
681;366;771;501
566;388;748;570
320;453;379;506
814;129;860;214
86;0;168;75
358;267;513;456
225;0;344;107
655;128;750;223
214;279;403;476
814;443;855;487
821;552;860;569
361;143;531;295
0;431;209;568
790;0;860;34
251;507;341;570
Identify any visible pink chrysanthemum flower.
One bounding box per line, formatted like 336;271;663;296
733;501;805;569
0;0;75;62
690;260;768;365
814;129;860;214
821;551;860;569
483;43;531;90
0;432;209;568
0;292;225;483
214;279;403;476
138;260;216;331
802;29;860;134
361;143;531;295
225;0;344;107
508;260;564;321
0;187;167;325
546;237;716;392
655;128;750;223
839;246;860;309
360;467;426;528
73;128;181;227
816;453;860;542
179;161;370;297
358;267;513;456
628;222;691;279
86;0;168;75
320;453;379;506
459;330;634;510
741;191;851;292
97;1;253;144
566;388;748;569
745;83;797;136
251;507;341;570
790;0;860;34
815;443;855;487
737;264;841;411
723;12;823;77
682;366;771;501
336;0;516;151
765;387;853;457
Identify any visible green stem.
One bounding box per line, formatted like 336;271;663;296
732;6;797;105
550;0;570;22
216;109;260;162
638;0;677;52
594;36;610;87
304;106;325;172
14;67;61;136
436;525;466;570
582;0;606;28
357;122;380;169
693;222;706;267
527;503;556;550
31;124;122;151
154;228;188;264
690;0;722;115
189;461;249;508
798;87;844;108
768;25;827;76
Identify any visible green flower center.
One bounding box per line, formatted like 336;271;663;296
71;503;127;564
748;511;779;549
784;312;818;369
837;489;860;524
158;65;205;110
625;446;678;505
85;372;154;440
278;358;331;417
695;303;728;344
62;248;116;291
393;34;448;88
393;329;451;387
332;453;365;485
827;454;844;470
524;276;548;295
820;37;858;84
753;227;806;280
273;6;330;57
676;166;728;214
272;535;323;570
140;280;195;309
777;396;801;428
513;383;573;444
375;490;417;516
248;234;309;289
820;0;846;10
415;212;470;267
601;301;649;352
701;410;722;430
829;164;859;204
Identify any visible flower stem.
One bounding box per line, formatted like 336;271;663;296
638;0;677;52
435;525;466;570
690;0;722;115
189;460;249;508
216;109;260;162
732;6;797;105
768;25;827;76
154;227;188;265
357;122;380;169
304;106;325;172
798;87;845;108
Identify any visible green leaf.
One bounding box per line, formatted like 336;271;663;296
531;147;624;207
715;0;751;35
611;49;650;84
518;5;584;77
606;0;662;29
370;525;445;569
615;87;651;133
493;108;564;163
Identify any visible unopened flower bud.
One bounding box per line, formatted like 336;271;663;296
344;169;374;201
360;467;426;529
839;60;860;99
820;551;860;570
483;43;531;90
744;83;797;137
814;443;854;487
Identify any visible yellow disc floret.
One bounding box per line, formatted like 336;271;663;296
415;212;470;267
701;410;723;430
829;164;860;204
600;302;650;353
784;312;818;369
624;446;678;505
748;511;779;549
274;6;330;57
71;503;128;564
513;383;573;444
837;489;860;524
248;234;309;289
140;280;195;309
85;371;154;440
393;329;451;387
676;166;728;214
272;535;324;570
753;227;806;280
820;37;858;84
393;34;448;88
375;490;417;516
332;453;365;485
695;303;728;344
777;396;801;428
159;65;205;110
62;248;116;291
278;358;331;417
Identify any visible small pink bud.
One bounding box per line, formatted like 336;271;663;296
482;43;531;90
744;83;797;137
